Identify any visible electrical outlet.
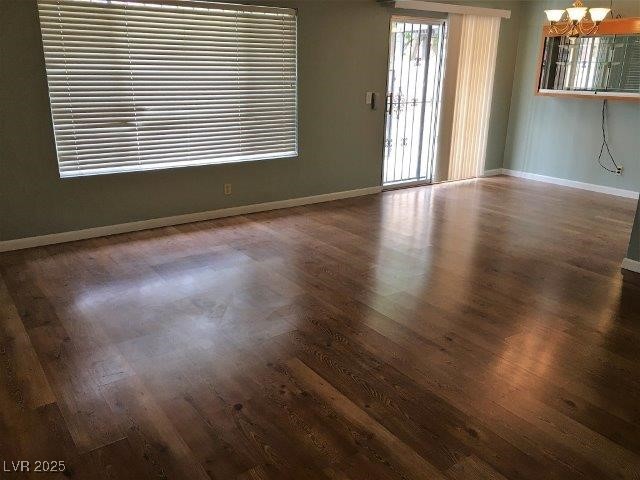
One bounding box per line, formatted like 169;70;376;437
224;183;232;195
616;166;623;175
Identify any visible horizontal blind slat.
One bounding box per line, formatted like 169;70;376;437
52;114;296;125
48;100;297;112
52;104;296;119
49;95;296;106
38;1;295;21
45;58;296;67
42;50;295;61
55;128;296;150
40;13;294;27
54;121;295;138
53;115;297;130
41;26;295;40
58;140;298;162
53;122;296;139
42;43;296;55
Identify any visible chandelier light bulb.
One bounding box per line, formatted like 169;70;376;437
589;7;610;22
566;6;588;21
545;9;565;22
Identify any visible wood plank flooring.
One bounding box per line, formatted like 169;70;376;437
1;176;640;479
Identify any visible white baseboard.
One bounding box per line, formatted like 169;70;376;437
0;186;382;252
485;168;639;199
622;257;640;274
482;169;504;177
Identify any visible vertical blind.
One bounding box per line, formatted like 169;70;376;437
447;15;500;181
37;0;298;177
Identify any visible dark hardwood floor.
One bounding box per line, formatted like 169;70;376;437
1;176;640;480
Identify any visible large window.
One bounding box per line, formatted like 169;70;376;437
37;0;298;177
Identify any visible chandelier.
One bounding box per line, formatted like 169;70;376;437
544;0;610;37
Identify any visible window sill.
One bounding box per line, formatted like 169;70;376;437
58;151;299;179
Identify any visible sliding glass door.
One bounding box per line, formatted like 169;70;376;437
382;19;446;187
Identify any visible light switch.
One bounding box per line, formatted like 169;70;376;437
365;91;377;110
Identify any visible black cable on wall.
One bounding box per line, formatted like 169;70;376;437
597;100;622;175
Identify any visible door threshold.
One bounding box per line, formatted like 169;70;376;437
383;179;432;191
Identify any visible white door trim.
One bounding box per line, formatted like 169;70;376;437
391;1;511;19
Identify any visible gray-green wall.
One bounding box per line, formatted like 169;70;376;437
0;0;522;241
504;0;640;192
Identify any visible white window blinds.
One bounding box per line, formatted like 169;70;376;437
37;0;298;177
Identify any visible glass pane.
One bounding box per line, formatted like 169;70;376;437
539;35;640;93
383;21;446;186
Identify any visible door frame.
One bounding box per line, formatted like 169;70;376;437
380;15;448;191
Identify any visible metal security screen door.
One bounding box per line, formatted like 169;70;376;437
383;19;446;186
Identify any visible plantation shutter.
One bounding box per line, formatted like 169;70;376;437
37;0;298;177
